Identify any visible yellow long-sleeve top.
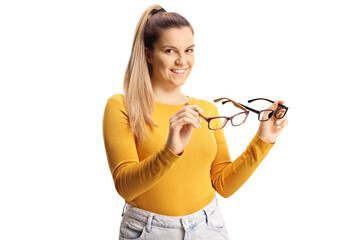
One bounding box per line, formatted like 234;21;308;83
103;94;274;216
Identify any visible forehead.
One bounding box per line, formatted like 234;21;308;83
155;27;194;48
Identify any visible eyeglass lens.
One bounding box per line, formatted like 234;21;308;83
208;113;247;130
259;110;273;121
209;117;227;130
231;113;247;126
275;108;287;119
259;107;287;121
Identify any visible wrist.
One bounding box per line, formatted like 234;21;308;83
166;144;184;156
257;132;275;144
166;139;183;156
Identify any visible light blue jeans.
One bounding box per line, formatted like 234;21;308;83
119;196;229;240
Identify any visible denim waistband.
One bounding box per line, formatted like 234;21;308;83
122;196;218;230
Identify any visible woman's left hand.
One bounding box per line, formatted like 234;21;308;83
257;100;289;144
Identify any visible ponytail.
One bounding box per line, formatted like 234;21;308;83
123;5;193;142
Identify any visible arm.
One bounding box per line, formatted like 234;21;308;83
102;96;182;201
211;131;273;198
210;106;274;198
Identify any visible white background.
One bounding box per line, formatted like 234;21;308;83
1;0;359;239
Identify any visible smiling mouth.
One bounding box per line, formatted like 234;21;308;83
170;69;186;75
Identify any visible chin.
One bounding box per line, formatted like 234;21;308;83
172;74;190;86
171;78;187;87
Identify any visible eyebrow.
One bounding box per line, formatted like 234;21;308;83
161;44;195;49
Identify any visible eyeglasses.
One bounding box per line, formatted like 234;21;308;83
186;98;249;130
220;98;288;122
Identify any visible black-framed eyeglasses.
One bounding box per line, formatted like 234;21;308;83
220;98;289;122
186;98;249;130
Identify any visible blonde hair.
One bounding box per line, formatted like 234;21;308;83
123;5;193;142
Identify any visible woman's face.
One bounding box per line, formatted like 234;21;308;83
146;27;195;89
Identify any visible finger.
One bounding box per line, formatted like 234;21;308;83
183;108;202;123
276;118;288;129
170;116;199;130
277;100;285;105
180;116;201;129
184;105;204;123
267;100;286;111
172;112;201;128
185;104;204;115
172;111;199;124
275;100;286;112
275;118;285;126
266;100;279;111
174;105;200;121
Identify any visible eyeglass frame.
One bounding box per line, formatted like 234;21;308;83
185;98;249;130
220;98;288;122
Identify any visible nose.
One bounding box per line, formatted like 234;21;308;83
175;53;186;65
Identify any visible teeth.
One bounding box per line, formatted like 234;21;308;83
172;69;185;74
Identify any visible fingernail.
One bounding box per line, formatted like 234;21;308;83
276;120;281;125
197;124;201;128
277;125;281;129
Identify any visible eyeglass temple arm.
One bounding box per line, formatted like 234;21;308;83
185;103;209;121
198;112;209;121
213;98;248;112
235;102;260;114
248;98;287;108
214;98;259;114
226;101;260;114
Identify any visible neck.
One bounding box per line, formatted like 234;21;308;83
152;85;188;105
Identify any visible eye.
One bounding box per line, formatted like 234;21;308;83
165;49;175;53
186;49;194;53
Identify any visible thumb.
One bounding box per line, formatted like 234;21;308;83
267;100;279;111
269;100;285;110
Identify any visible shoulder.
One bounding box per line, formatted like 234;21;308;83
105;94;128;114
107;93;124;104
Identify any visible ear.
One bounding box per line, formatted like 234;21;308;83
145;48;153;64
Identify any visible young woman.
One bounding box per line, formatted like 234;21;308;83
102;5;288;240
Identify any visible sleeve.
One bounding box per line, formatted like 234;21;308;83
209;105;274;198
102;97;182;201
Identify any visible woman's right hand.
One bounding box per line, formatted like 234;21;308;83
166;104;204;155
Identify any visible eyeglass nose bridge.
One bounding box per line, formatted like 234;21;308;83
222;117;231;127
268;111;274;119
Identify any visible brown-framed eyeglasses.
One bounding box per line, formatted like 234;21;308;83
219;98;289;122
186;98;249;130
